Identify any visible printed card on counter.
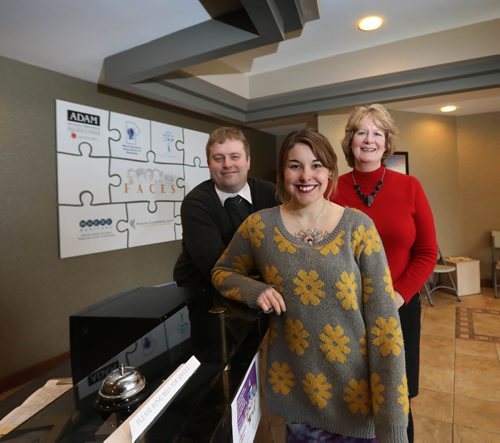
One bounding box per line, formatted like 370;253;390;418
105;356;200;443
231;352;261;443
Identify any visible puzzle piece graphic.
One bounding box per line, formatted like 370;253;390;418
58;192;127;258
116;201;180;247
182;128;209;167
57;143;121;205
110;151;185;208
56;100;119;157
109;112;151;161
174;201;183;240
151;121;184;164
180;157;210;196
56;100;211;258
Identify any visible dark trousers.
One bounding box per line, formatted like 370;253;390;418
398;293;421;443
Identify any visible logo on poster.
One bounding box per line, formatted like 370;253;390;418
79;219;113;228
67;110;100;126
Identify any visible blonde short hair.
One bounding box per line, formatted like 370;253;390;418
341;104;399;168
205;127;250;160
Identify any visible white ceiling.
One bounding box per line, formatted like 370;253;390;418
1;0;500;134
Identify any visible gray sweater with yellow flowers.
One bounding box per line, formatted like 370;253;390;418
212;206;409;443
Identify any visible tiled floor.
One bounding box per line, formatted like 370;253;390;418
414;287;500;443
256;287;500;443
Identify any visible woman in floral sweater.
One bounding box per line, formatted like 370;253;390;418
212;129;409;443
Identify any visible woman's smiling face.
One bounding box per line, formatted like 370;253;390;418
351;116;386;170
284;142;330;206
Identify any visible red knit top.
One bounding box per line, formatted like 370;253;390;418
332;166;437;303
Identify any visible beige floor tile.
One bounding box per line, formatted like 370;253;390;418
419;365;454;394
414;416;452;443
455;338;498;358
455;352;500;376
412;388;453;423
472;311;500;337
421;311;456;338
454;395;500;434
454;352;500;403
459;294;489;309
454;425;500;443
420;335;455;371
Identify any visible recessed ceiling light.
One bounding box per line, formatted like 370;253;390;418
357;16;383;31
440;105;457;113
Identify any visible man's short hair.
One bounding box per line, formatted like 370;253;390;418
206;127;250;161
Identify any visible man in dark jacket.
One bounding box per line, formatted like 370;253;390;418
174;127;278;292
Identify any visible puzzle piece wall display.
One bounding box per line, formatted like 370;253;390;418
110;151;185;206
58;192;128;258
151;121;185;164
56;100;210;258
116;201;180;247
181;158;210;196
56;100;119;157
109;112;151;161
182;128;210;167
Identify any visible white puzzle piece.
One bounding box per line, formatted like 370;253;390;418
58;192;127;258
56;100;119;156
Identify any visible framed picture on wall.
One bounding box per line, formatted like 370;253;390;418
386;151;409;175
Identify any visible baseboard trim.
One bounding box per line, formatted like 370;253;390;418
0;352;70;393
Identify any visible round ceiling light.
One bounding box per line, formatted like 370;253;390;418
440;105;457;113
358;16;383;31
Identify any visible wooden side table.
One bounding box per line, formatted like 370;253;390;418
445;257;481;296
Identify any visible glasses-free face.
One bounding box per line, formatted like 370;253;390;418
208;139;251;193
351;116;386;170
284;143;330;206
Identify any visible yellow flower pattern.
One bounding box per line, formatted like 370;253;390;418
212;270;231;287
351;225;382;256
211;209;407;427
363;226;382;256
343;378;371;415
223;287;241;302
268;321;278;344
370;373;385;414
302;372;333;409
398;375;410;414
359;336;367;356
335;272;359;310
285;319;310;356
293;270;325;305
263;265;283;292
362;276;374;302
319;324;351;364
273;227;297;253
384;267;396;301
241;214;266;248
268;362;295;395
233;254;253;274
371;317;404;356
319;231;345;256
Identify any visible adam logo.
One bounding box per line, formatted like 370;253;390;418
67;110;100;126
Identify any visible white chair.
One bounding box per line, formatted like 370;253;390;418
423;248;460;306
492;231;500;298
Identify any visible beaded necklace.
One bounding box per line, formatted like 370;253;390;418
352;168;386;207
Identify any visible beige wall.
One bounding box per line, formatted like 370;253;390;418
319;109;500;280
0;56;276;381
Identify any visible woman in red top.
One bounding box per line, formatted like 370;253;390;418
331;104;437;443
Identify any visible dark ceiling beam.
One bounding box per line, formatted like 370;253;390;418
101;0;317;86
100;1;499;124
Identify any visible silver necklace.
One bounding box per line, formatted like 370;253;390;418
288;199;328;246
